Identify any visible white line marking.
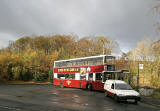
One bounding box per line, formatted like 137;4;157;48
0;105;24;111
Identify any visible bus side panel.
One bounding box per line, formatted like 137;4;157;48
91;65;104;73
63;80;81;88
54;78;104;91
54;79;82;88
54;78;61;86
80;80;89;89
74;80;81;88
91;81;104;91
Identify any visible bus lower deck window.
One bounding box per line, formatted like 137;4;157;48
66;74;75;80
58;74;65;79
89;73;93;80
96;73;102;80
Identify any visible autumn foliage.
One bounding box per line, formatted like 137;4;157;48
128;39;160;88
0;34;119;82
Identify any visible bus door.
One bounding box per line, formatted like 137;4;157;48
88;73;93;81
80;73;88;89
62;73;81;88
92;73;104;90
103;72;114;82
103;71;124;81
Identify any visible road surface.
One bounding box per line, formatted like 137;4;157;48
0;84;159;111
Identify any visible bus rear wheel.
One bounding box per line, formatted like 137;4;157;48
60;81;64;88
104;92;108;97
87;84;92;91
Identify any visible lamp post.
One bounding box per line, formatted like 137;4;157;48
137;63;140;90
137;63;143;91
103;41;104;55
100;40;105;65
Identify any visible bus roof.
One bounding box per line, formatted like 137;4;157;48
54;55;115;63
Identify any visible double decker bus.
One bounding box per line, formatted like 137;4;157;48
53;55;126;91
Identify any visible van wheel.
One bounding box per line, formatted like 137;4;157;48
114;95;119;102
134;100;138;104
87;84;92;91
104;92;108;97
60;81;64;88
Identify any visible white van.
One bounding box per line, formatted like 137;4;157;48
104;80;140;103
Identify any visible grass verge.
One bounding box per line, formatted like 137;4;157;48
152;89;160;99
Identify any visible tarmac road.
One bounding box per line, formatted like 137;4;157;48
0;84;159;111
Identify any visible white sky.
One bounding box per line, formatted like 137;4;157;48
0;0;159;52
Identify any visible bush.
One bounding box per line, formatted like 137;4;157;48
48;70;53;83
150;76;160;88
33;73;45;82
21;71;33;81
152;89;160;99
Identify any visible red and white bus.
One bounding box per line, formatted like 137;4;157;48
53;55;125;91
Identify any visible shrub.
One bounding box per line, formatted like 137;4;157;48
33;73;45;82
152;89;160;99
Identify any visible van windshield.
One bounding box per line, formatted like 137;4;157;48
115;83;133;90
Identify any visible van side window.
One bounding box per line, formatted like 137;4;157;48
111;83;114;89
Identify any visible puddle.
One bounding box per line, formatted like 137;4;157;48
16;96;23;98
73;94;79;98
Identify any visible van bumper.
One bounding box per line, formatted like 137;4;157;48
117;96;141;101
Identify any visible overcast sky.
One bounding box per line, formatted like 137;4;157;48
0;0;158;52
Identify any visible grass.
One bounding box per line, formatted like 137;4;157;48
152;89;160;99
2;80;52;84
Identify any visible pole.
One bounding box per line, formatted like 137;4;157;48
103;42;104;55
102;40;105;65
137;63;139;91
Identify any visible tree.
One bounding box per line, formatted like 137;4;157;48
128;38;160;88
0;34;121;82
